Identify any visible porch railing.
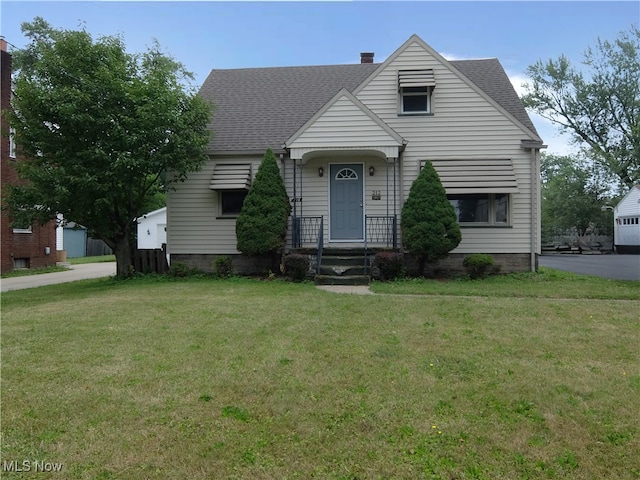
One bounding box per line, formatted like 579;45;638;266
364;215;398;275
365;215;397;249
316;217;324;275
291;216;323;248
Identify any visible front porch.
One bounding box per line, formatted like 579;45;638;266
290;215;398;285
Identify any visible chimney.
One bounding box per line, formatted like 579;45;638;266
0;38;7;52
360;52;374;64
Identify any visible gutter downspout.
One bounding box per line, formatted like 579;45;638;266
530;147;538;272
397;147;405;251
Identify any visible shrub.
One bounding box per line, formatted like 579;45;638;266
168;262;200;278
375;251;404;281
282;254;310;282
236;148;291;257
214;256;234;278
401;160;461;276
463;254;499;279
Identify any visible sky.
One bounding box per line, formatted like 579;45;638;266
1;1;638;155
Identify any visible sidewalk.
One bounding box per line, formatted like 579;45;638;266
1;263;116;292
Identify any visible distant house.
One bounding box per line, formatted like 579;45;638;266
137;207;167;250
614;185;640;254
167;34;545;278
0;39;57;273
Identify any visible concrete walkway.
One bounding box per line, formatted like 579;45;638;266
315;285;374;295
1;262;116;292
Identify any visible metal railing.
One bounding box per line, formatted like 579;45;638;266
316;217;324;274
365;215;397;249
291;216;324;274
291;216;323;248
364;215;398;276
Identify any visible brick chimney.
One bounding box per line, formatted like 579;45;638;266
360;52;374;64
0;38;8;52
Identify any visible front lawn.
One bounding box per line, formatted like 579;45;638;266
1;276;638;479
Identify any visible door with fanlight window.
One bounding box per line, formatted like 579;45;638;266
329;164;364;240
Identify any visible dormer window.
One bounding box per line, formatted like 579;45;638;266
398;69;435;115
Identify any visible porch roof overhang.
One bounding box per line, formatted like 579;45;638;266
283;88;406;163
428;159;520;194
209;163;252;190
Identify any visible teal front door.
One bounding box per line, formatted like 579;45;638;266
330;164;364;240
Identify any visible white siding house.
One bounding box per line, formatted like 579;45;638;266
614;185;640;254
168;34;545;276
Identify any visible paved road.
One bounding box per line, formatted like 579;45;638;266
539;254;640;281
1;262;116;292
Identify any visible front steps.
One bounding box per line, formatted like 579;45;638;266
313;249;371;286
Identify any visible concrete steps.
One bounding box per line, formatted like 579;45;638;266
314;249;371;286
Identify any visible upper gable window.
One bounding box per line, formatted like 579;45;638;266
398;69;435;115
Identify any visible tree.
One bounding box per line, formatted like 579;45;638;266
521;25;640;188
541;153;614;241
236;148;291;268
4;18;211;277
401;161;461;276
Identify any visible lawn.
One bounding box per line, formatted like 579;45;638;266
1;273;639;479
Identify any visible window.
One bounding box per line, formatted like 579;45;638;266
398;69;435;115
401;86;432;114
9;127;16;158
220;190;248;217
448;193;509;225
12;209;33;233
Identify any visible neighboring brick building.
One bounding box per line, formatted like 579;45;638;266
1;39;56;273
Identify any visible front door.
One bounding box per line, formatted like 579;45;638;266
330;164;364;240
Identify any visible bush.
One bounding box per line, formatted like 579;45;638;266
463;254;499;279
282;254;310;282
214;256;234;278
401;160;461;276
375;251;404;281
236;148;291;257
168;262;200;278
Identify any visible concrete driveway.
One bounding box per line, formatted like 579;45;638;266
539;254;640;281
1;262;116;292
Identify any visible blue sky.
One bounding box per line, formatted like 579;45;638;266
1;1;638;155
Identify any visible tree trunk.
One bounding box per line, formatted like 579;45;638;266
113;230;134;278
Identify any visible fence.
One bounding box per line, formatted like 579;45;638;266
132;246;169;274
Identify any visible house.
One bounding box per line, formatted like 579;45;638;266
167;34;544;278
0;39;57;273
137;207;167;250
613;185;640;254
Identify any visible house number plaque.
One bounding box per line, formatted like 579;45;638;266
372;190;381;200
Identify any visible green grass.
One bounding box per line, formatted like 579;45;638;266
370;267;640;300
1;275;639;479
68;254;115;265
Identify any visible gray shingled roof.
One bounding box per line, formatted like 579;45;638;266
200;59;538;153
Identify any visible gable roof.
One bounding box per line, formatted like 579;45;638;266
199;37;539;154
200;64;378;153
285;88;405;155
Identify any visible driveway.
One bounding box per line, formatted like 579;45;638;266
539;254;640;281
1;262;116;292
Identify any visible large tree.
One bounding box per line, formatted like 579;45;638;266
5;18;211;276
541;153;614;241
522;25;640;188
401;161;461;276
